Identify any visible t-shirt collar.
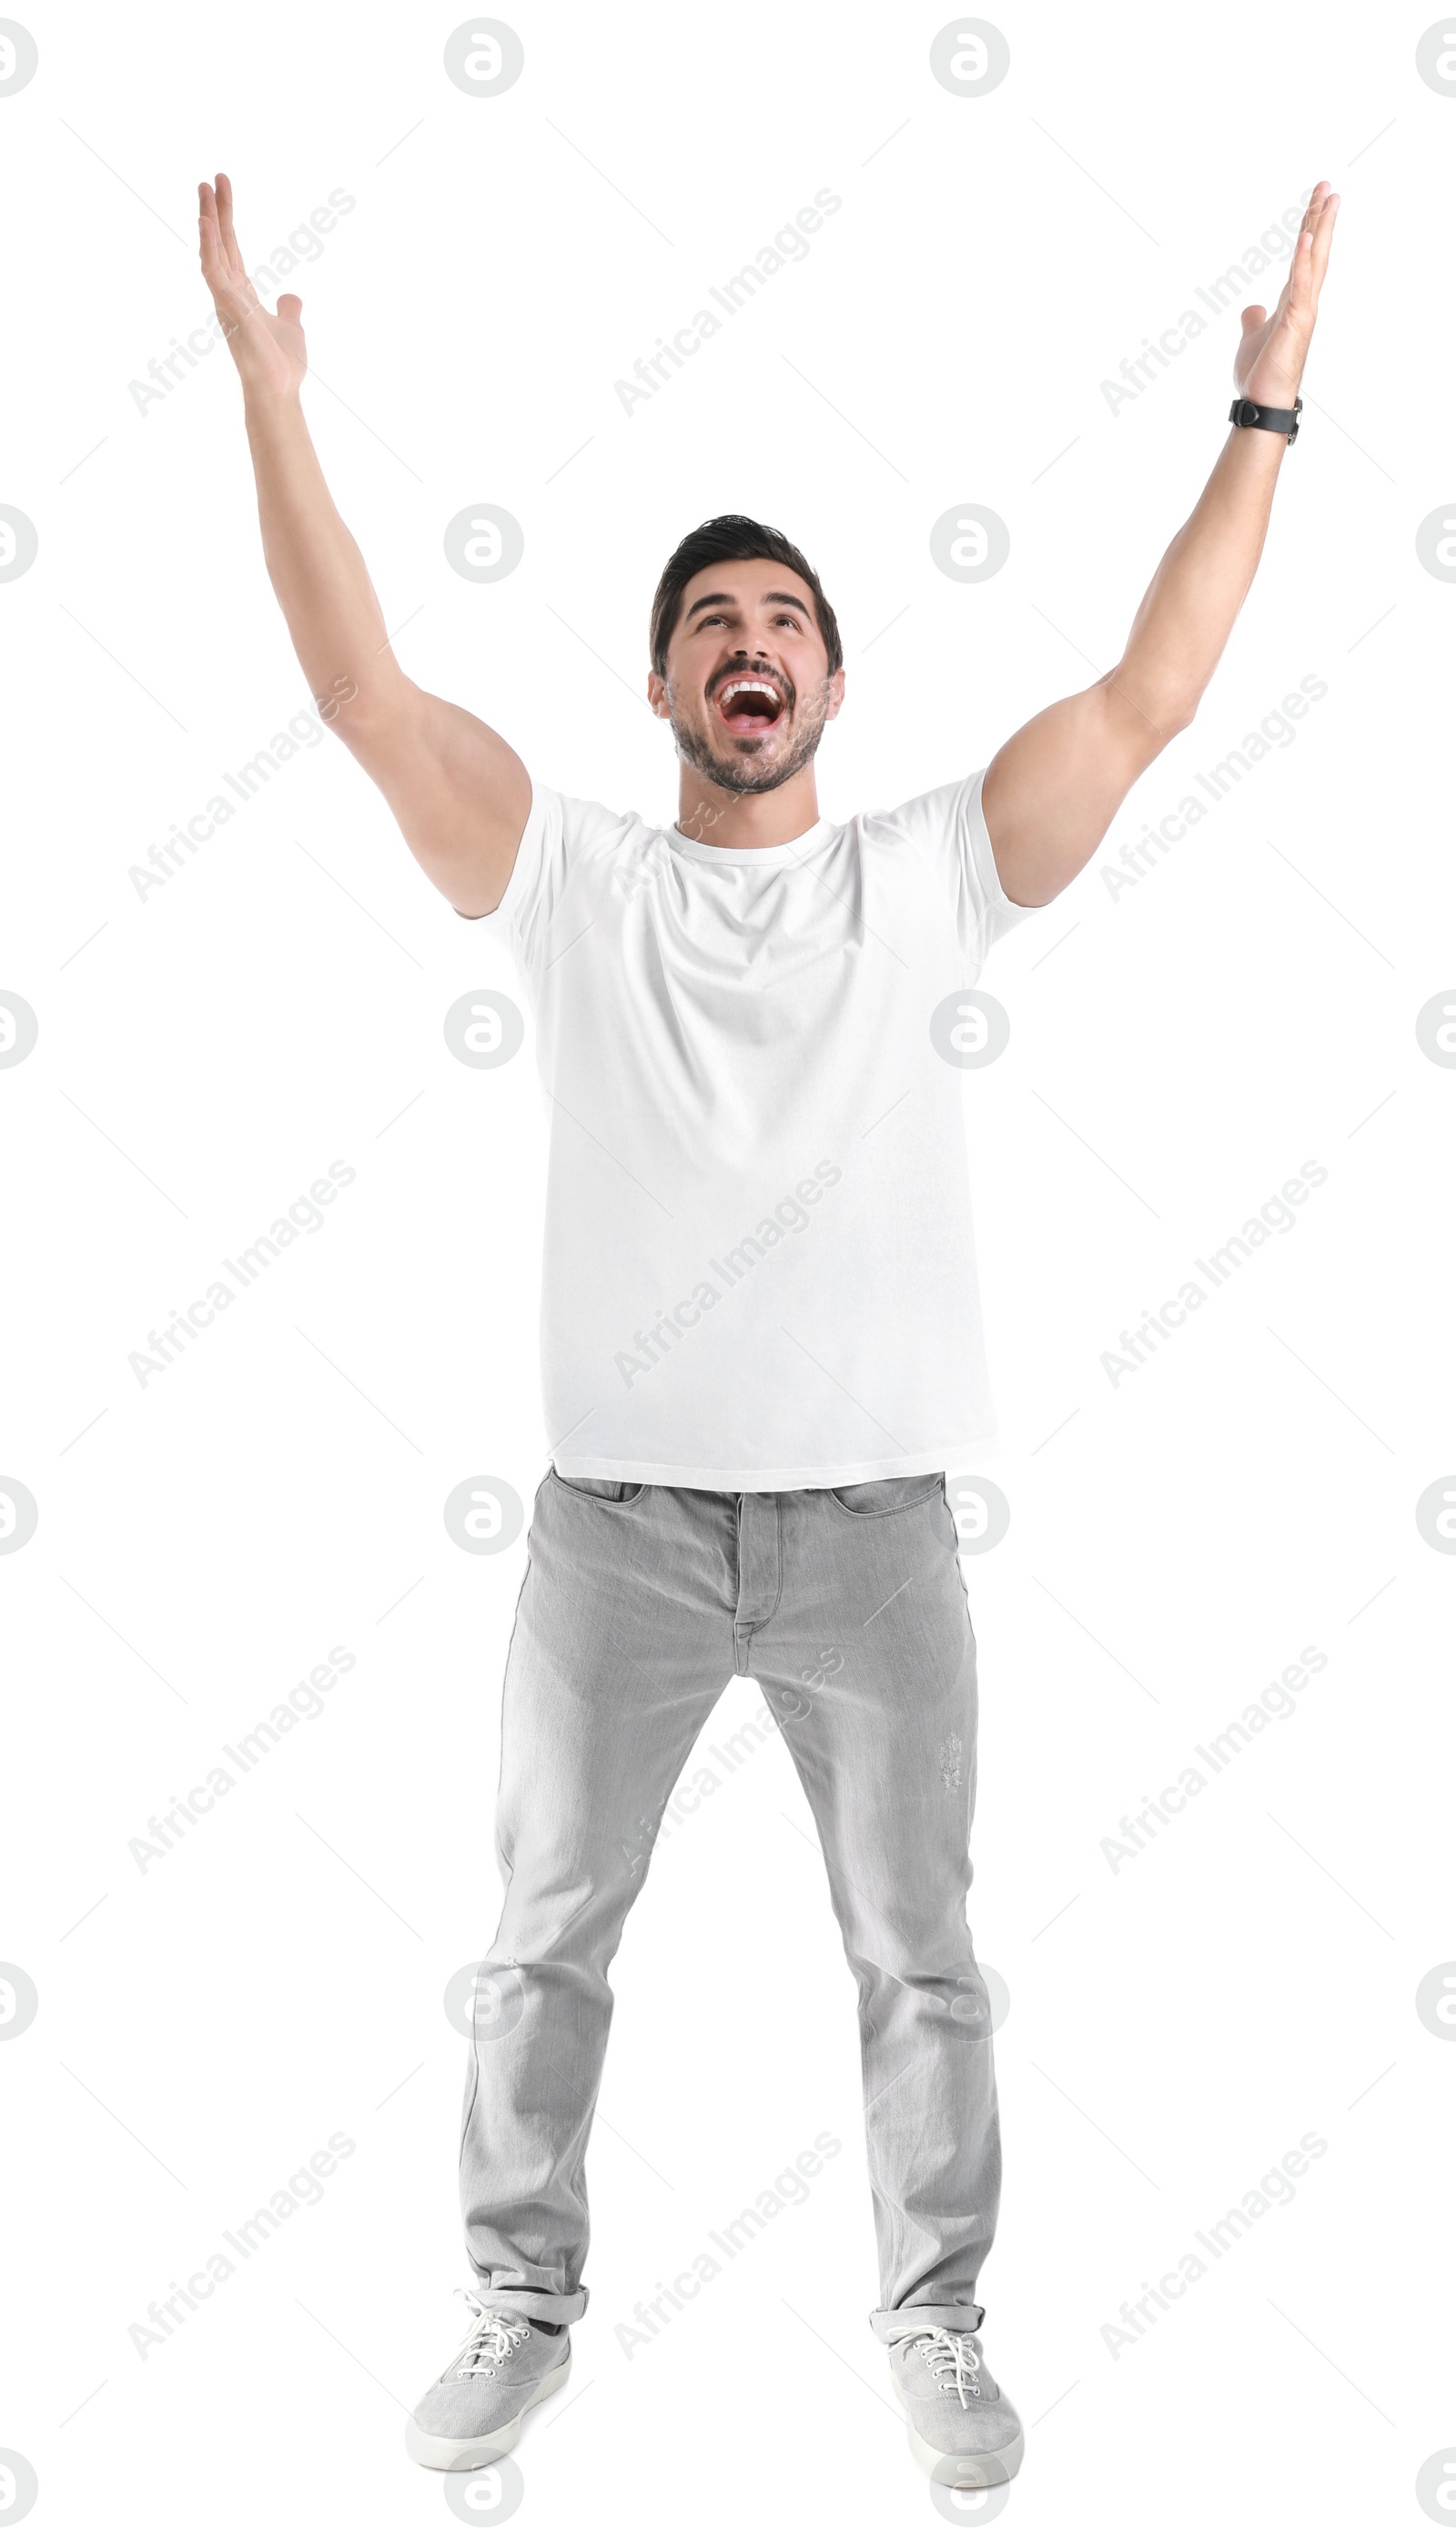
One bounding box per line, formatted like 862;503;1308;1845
666;815;834;865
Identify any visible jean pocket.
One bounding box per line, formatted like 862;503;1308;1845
551;1470;647;1505
827;1472;944;1515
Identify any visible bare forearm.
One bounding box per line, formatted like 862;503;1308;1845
242;389;408;733
1112;423;1286;736
200;171;530;910
985;424;1294;904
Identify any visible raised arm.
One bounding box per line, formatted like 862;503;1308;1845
198;173;530;918
982;179;1340;910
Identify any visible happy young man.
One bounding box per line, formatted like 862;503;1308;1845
199;170;1337;2490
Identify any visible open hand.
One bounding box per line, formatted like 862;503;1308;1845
1233;179;1340;411
198;172;308;402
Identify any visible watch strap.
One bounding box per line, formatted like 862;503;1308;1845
1228;395;1302;442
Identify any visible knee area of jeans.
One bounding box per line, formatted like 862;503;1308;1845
844;1906;980;1975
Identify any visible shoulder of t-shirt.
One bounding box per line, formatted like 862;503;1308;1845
852;769;987;885
851;768;1023;926
466;778;652;928
854;767;990;846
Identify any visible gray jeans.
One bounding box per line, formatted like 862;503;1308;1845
459;1467;1000;2342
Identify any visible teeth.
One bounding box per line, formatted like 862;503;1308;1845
720;678;780;709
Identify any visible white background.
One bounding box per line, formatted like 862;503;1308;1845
3;1;1454;2539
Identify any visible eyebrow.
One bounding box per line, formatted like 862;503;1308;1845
684;589;813;620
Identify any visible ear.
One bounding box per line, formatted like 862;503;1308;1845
824;665;846;723
646;670;671;720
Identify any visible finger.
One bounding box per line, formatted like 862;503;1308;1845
1286;209;1319;318
215;170;246;281
216;170;246;282
197;182;260;323
1299;178;1331;234
197;182;225;284
278;294;303;323
1290;189;1338;321
1308;189;1340;296
1239;304;1268;333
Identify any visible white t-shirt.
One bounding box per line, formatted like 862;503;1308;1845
469;771;1029;1489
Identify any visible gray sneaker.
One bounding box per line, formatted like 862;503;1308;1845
888;2323;1024;2488
404;2292;571;2471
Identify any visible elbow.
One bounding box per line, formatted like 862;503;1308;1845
1138;695;1198;757
1136;685;1198;742
1104;667;1198;750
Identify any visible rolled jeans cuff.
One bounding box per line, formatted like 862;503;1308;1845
470;2276;589;2329
870;2300;986;2343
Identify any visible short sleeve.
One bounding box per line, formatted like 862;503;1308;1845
882;768;1031;978
459;780;632;999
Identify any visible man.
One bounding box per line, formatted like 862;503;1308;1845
199;168;1338;2491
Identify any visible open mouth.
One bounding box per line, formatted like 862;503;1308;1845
711;673;786;737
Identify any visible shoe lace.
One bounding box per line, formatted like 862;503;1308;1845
911;2325;983;2404
450;2290;532;2378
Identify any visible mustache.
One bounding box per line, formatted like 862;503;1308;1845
669;683;832;797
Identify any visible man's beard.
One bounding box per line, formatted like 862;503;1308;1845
668;679;834;795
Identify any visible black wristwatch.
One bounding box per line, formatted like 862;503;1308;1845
1228;395;1302;443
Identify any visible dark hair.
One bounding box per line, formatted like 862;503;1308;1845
649;514;843;677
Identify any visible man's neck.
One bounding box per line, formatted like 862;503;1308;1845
674;763;823;848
